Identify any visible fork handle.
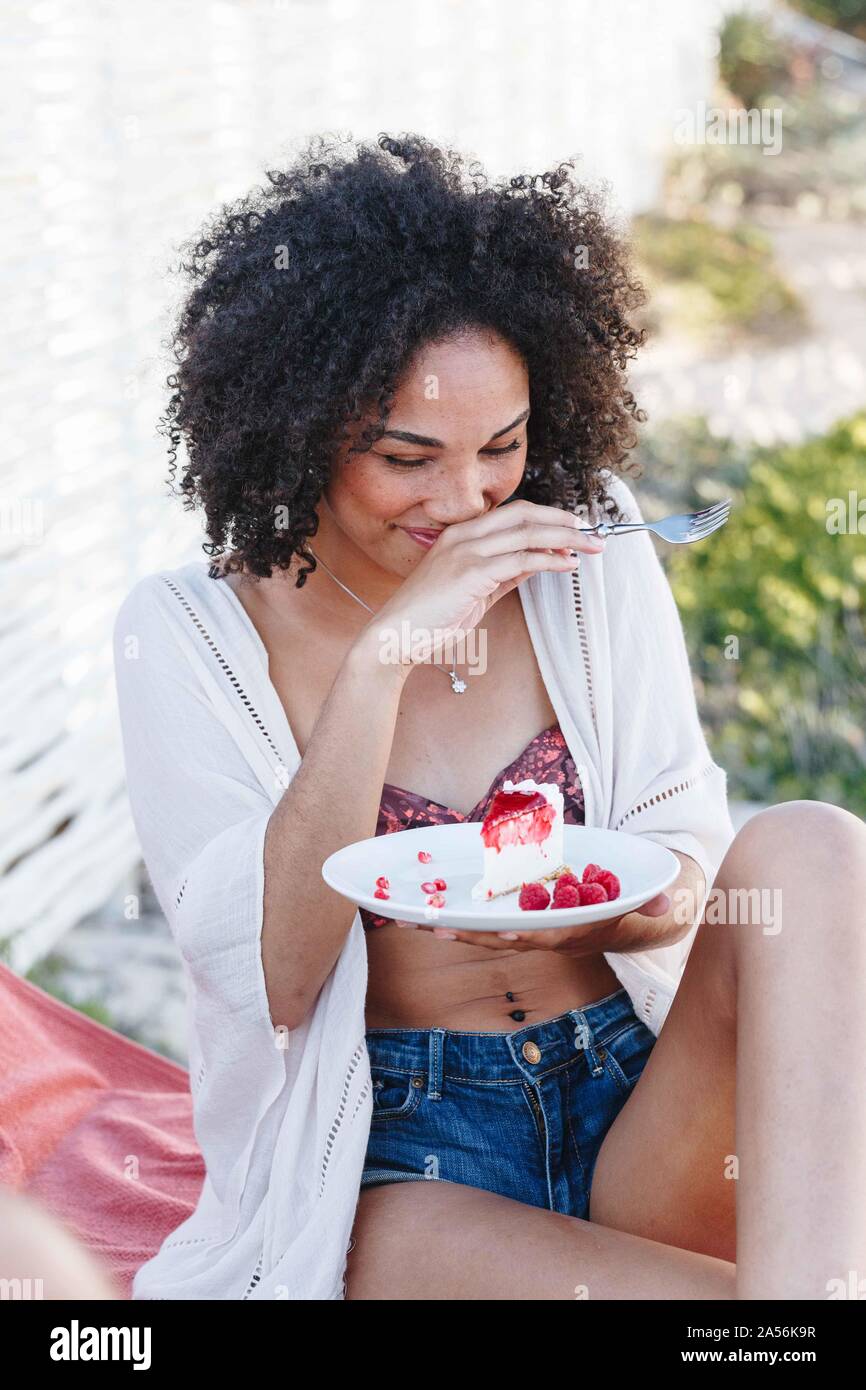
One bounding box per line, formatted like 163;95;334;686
578;522;644;535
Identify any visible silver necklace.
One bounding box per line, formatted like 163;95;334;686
306;545;468;694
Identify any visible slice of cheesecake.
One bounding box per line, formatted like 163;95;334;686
470;778;569;901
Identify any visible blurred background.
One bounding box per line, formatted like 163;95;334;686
2;0;864;1065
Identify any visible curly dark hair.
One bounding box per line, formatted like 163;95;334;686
162;131;648;583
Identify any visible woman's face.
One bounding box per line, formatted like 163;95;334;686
322;327;530;578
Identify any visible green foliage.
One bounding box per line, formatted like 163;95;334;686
631;415;752;520
632;213;805;342
636;414;866;812
718;9;794;107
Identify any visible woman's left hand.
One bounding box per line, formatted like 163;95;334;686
418;890;672;952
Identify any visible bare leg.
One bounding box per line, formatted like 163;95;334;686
590;800;866;1300
346;1179;735;1299
0;1187;120;1299
734;802;866;1297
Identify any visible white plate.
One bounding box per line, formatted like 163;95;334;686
321;823;680;931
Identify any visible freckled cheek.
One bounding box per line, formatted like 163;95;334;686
329;462;418;526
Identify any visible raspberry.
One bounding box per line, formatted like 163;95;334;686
375;875;390;890
518;881;551;911
554;871;580;891
418;851;432;863
596;870;620;901
433;878;447;891
427;893;446;908
578;881;608;906
581;863;603;883
551;883;580;908
373;888;390;900
420;880;439;894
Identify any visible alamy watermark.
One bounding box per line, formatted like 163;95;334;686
826;491;866;534
673;884;783;936
0;497;44;544
674;101;783;156
376;621;488;677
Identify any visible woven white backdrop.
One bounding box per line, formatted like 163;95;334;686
1;0;743;969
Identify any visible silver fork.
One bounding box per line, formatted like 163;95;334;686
579;497;732;545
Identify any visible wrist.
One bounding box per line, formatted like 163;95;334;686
346;628;414;689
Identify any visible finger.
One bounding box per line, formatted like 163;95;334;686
635;892;671;916
490;559;577;602
515;929;576;950
496;931;569;951
445;499;587;545
470;520;605;559
430;928;520;949
481;547;586;592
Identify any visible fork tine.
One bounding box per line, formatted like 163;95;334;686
689;507;731;533
686;510;731;540
689;498;732;523
689;499;731;523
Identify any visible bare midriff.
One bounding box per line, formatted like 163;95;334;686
364;930;621;1031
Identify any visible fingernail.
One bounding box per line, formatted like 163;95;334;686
433;929;458;940
498;932;519;940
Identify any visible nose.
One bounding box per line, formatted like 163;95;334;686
423;466;497;526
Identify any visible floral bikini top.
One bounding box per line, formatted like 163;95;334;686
359;720;585;929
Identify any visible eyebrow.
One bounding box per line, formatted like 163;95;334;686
380;407;530;450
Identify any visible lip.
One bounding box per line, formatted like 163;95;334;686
399;527;444;549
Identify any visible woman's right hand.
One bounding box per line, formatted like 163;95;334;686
358;500;606;672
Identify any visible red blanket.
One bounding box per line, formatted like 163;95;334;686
0;961;201;1298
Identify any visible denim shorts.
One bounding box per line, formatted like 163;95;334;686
361;986;656;1219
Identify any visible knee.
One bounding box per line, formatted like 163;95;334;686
704;802;866;987
726;799;866;879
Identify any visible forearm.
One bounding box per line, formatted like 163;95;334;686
261;631;409;1031
561;851;707;957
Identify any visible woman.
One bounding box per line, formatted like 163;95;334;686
114;134;866;1300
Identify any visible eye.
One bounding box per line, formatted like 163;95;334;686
378;437;525;470
482;438;523;456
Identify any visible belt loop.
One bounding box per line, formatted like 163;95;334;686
427;1029;445;1100
569;1009;604;1077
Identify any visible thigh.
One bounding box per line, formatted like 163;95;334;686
345;1175;736;1299
588;913;737;1264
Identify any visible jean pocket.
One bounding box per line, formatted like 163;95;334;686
370;1066;425;1122
599;1017;656;1096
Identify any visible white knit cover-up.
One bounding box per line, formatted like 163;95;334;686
112;474;736;1300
